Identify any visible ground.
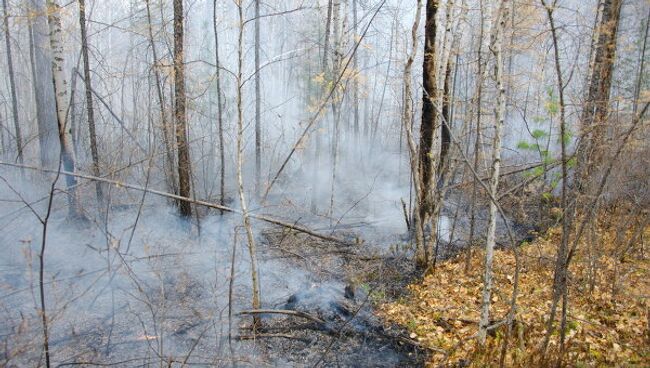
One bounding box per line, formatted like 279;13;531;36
378;214;649;367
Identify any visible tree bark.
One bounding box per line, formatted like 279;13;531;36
78;0;103;203
577;0;623;187
213;0;225;209
403;0;425;258
254;0;262;196
2;0;23;164
236;0;261;326
29;0;59;168
310;0;333;213
173;0;192;217
47;0;84;219
145;0;177;195
418;0;440;266
466;0;485;274
478;0;508;344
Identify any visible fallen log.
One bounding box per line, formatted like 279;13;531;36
0;162;352;246
238;309;326;325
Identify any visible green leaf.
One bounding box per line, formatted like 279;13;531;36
532;129;548;139
567;157;577;168
517;141;531;150
532;166;545;177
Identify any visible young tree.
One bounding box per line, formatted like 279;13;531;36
478;0;509;344
235;0;261;325
403;0;424;256
254;0;262;196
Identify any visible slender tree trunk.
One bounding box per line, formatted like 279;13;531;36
404;0;424;254
418;0;440;266
213;0;225;209
352;0;359;141
254;0;262;196
48;0;84;219
478;0;508;344
2;0;23;164
328;0;345;220
633;7;649;115
173;0;192;217
145;0;177;195
542;1;572;361
29;0;59;168
466;0;485;273
236;0;261;326
78;0;103;203
310;0;333;213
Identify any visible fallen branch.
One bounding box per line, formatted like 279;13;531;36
0;162;352;246
238;309;326;325
236;333;310;342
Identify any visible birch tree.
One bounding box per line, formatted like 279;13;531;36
478;0;509;344
47;0;84;219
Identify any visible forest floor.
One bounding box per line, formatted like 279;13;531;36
378;214;649;367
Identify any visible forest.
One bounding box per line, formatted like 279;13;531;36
0;0;648;366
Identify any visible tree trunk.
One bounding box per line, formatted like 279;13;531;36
173;0;192;217
47;0;84;220
145;0;177;195
2;0;23;164
633;7;649;115
78;0;103;203
418;0;440;266
352;0;359;142
466;0;485;274
577;0;623;187
310;0;333;214
236;1;261;326
254;0;262;196
404;0;425;259
29;0;59;168
213;0;225;209
478;0;508;344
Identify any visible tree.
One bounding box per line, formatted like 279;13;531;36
47;0;84;219
418;0;440;266
254;0;262;196
145;0;177;195
29;0;58;168
78;0;103;203
403;0;425;258
173;0;192;217
213;0;225;209
577;0;623;187
236;0;261;326
478;0;509;344
2;0;23;164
